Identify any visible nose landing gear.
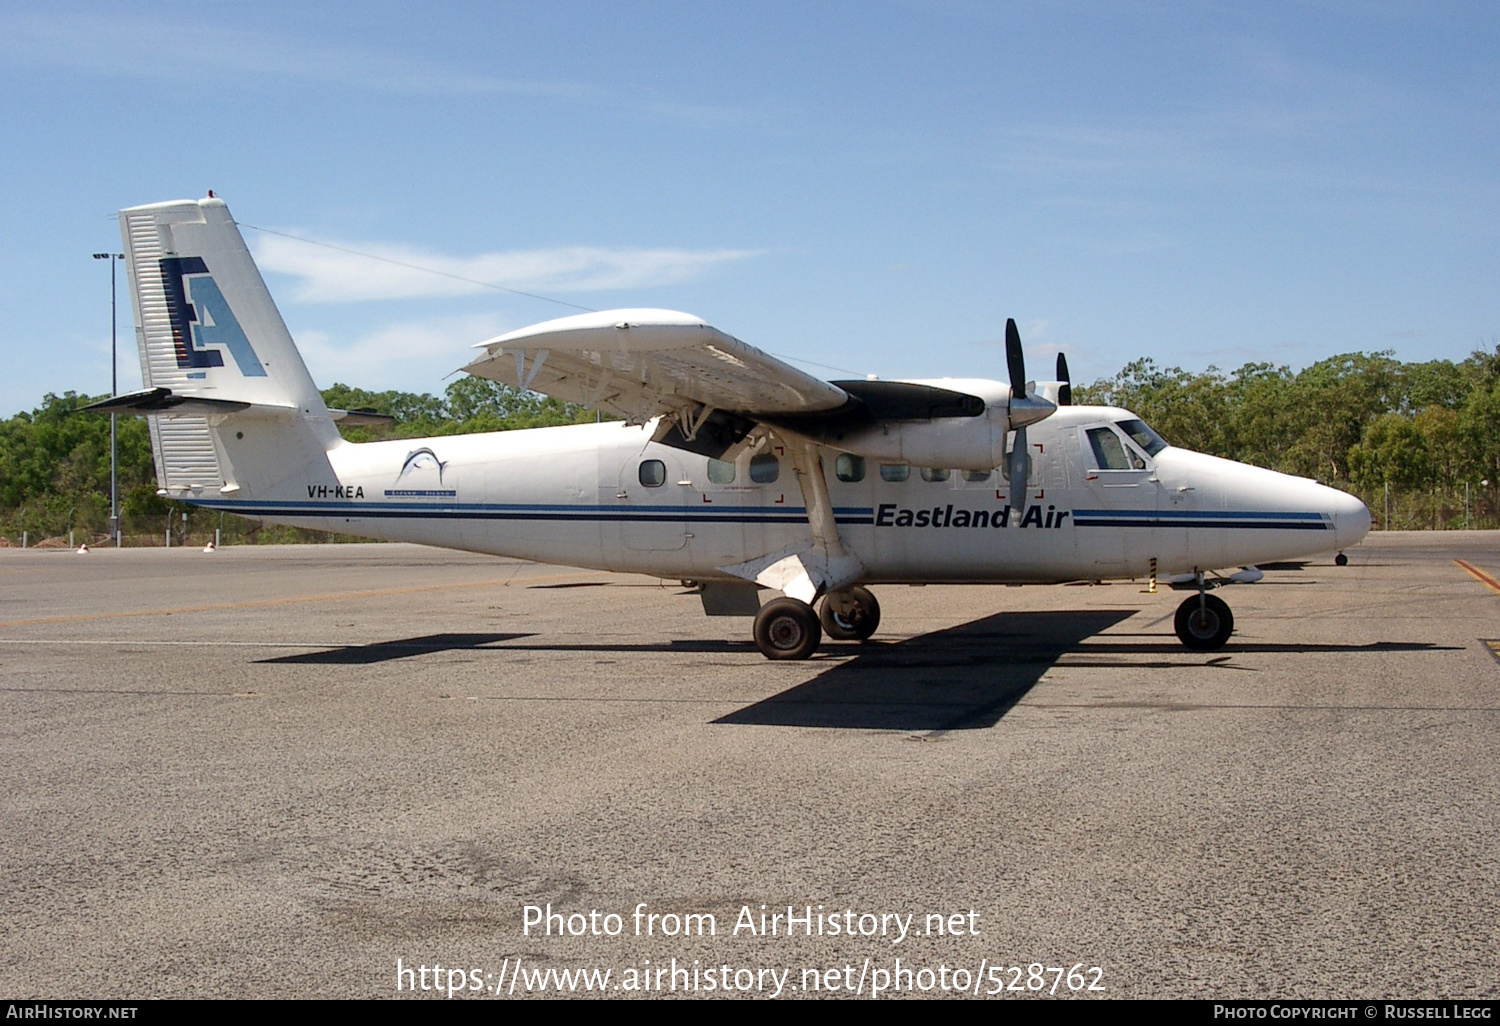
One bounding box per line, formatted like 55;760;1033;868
1174;591;1234;650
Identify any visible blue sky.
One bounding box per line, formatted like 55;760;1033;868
3;1;1496;416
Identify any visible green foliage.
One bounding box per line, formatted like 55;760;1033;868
0;392;172;539
1079;343;1500;528
323;379;602;442
1350;414;1431;492
0;384;609;543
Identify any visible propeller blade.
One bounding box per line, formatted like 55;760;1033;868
1007;426;1028;505
1056;352;1072;406
1005;318;1025;394
1006;319;1030;505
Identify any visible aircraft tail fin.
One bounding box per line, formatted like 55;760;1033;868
118;197;341;499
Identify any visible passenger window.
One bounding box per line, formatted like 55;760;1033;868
963;469;991;483
750;454;780;484
920;467;950;483
1087;428;1143;471
707;458;736;484
638;459;666;487
879;463;910;483
835;454;865;482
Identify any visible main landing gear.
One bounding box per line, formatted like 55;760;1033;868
754;598;822;660
752;588;883;660
819;585;881;642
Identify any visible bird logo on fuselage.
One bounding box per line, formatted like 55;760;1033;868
397;447;447;484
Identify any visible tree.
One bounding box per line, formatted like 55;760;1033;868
1349;414;1432;493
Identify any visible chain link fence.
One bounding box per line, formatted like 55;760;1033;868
0;504;369;548
1351;483;1500;531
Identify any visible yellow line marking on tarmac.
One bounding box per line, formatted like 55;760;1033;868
1454;560;1500;595
0;572;598;627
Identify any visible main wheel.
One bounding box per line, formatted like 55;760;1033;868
1174;593;1234;650
819;586;881;641
753;598;822;660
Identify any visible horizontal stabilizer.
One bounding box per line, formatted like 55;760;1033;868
84;388;396;428
82;387;280;418
329;408;397;427
82;387;254;416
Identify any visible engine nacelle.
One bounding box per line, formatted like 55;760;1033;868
822;405;1011;471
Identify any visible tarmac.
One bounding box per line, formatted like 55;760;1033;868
1;533;1496;999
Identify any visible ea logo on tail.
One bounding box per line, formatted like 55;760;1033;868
160;257;267;377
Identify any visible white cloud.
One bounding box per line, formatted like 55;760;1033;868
252;233;762;303
294;313;502;390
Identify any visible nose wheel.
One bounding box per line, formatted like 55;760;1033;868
1174;593;1234;650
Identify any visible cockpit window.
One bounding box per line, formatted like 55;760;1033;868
1087;427;1146;471
1117;418;1168;456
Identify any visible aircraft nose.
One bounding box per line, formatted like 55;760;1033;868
1329;488;1372;549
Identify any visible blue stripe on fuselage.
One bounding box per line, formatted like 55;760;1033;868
1072;508;1329;530
184;498;1327;529
187;499;876;525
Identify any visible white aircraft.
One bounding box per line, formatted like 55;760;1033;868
91;197;1371;659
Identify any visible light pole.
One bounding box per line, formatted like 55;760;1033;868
93;252;124;546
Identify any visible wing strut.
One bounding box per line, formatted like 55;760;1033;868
719;433;864;603
788;439;847;563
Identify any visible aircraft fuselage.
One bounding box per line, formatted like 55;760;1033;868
189;403;1369;585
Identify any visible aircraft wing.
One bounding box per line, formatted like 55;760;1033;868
463;309;850;423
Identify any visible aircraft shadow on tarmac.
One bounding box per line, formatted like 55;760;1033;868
713;612;1457;732
256;633;535;664
250;617;1455;731
716;609;1134;732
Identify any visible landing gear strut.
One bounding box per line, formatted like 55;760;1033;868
819;586;881;642
753;597;822;660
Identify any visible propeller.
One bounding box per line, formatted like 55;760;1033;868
1003;318;1059;507
1005;318;1031;504
1056;353;1072;406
